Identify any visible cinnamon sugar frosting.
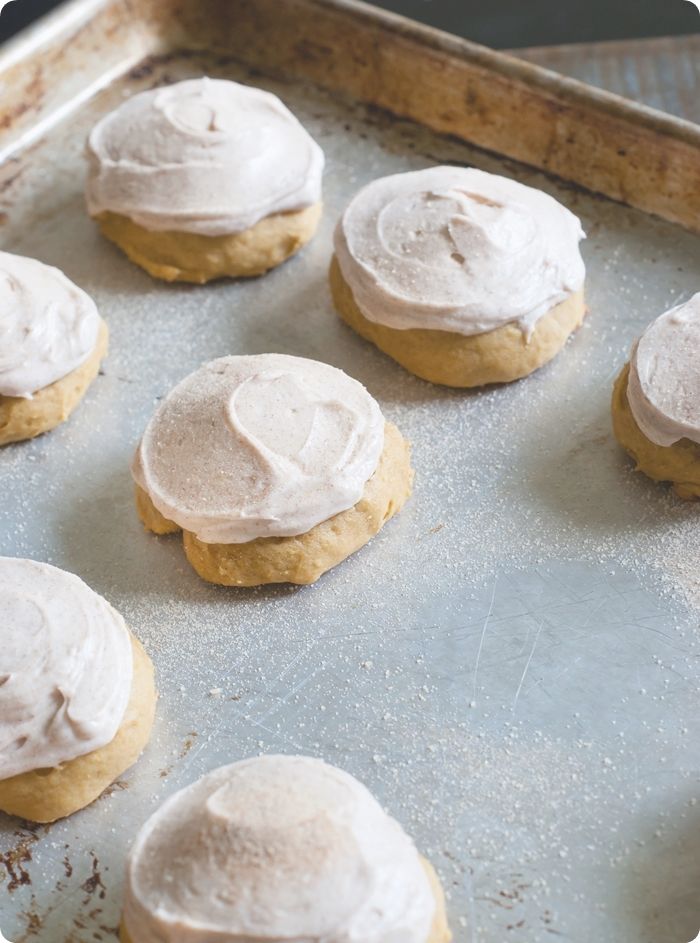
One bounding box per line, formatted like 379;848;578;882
0;558;133;780
334;165;585;336
86;77;324;237
626;292;700;447
132;354;385;543
0;251;101;399
122;755;436;943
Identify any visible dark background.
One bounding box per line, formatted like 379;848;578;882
1;0;699;47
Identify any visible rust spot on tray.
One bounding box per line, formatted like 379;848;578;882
0;165;24;195
81;852;107;901
99;779;129;801
160;730;200;779
0;100;31;133
7;845;114;938
180;731;198;759
0;65;45;133
20;905;42;936
0;822;44;893
128;61;156;81
98;922;121;939
126;48;204;84
476;875;531;912
73;910;110;939
294;38;334;62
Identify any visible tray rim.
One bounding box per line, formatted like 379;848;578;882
0;0;699;235
1;0;698;143
309;0;700;142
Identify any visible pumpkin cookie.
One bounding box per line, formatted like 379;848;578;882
331;166;586;387
0;251;107;445
86;77;324;282
120;755;451;943
0;558;156;822
612;292;700;498
133;354;413;585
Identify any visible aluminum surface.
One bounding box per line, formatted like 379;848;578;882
1;46;700;943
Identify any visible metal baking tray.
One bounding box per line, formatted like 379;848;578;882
1;1;699;941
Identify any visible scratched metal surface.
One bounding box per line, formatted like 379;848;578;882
1;33;700;943
514;34;700;125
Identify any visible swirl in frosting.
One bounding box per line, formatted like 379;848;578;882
0;251;101;399
334;166;585;336
0;558;133;780
132;354;385;543
627;292;700;446
122;755;436;943
86;77;324;237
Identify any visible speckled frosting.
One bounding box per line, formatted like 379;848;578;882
334;165;585;337
0;251;101;399
122;755;436;943
132;354;385;543
0;558;133;780
627;293;700;446
86;77;324;236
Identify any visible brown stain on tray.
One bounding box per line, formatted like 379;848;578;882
0;823;44;893
0;65;45;133
179;731;198;759
160;730;199;779
15;848;116;940
81;852;107;902
99;779;129;801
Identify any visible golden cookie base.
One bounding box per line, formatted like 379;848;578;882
0;319;108;446
0;634;156;823
611;362;700;499
136;422;413;586
95;203;322;283
330;255;586;388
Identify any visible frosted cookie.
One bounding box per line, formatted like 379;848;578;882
331;166;586;387
0;558;156;822
133;354;413;586
86;77;324;283
612;292;700;499
0;251;108;445
120;754;451;943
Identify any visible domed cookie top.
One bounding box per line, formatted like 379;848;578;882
334;165;585;336
122;755;437;943
86;77;324;237
132;354;385;543
0;251;101;398
627;293;700;446
0;558;133;780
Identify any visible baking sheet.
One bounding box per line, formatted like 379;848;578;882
1;41;700;943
